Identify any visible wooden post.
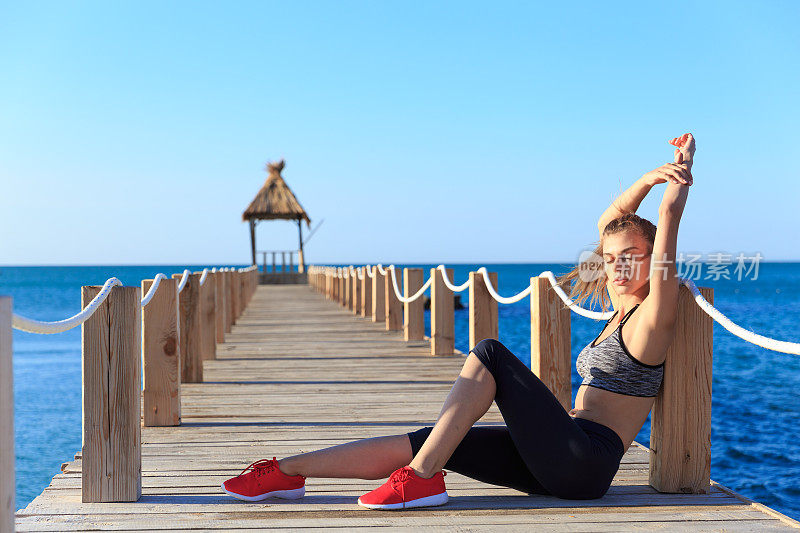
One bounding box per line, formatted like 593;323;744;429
172;273;203;383
238;270;245;316
385;268;402;331
223;270;233;333
325;272;331;299
229;270;239;326
404;268;425;341
339;268;347;307
0;296;14;530
469;271;499;351
361;267;372;318
530;276;571;411
344;270;351;309
195;271;216;362
141;277;181;427
214;271;226;343
650;285;714;494
372;268;386;323
81;285;141;502
430;267;454;356
354;268;362;315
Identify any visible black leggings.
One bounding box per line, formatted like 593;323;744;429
406;338;625;500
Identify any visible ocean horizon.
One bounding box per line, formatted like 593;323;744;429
2;262;798;520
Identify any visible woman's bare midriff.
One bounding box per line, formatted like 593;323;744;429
568;384;656;452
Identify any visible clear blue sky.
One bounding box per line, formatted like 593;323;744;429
1;1;798;265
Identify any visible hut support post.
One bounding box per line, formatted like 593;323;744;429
249;220;256;267
297;219;305;273
468;271;498;351
649;285;713;494
530;276;572;411
81;285;142;502
430;267;454;356
1;296;13;530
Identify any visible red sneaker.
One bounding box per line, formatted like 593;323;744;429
221;457;306;502
358;466;448;510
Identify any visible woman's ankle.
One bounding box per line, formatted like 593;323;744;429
277;457;302;477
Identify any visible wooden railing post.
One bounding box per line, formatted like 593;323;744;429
195;271;216;362
81;285;141;502
214;271;226;344
1;296;14;530
229;270;239;326
650;284;713;494
231;271;240;324
361;267;372;318
141;277;181;427
354;268;362;315
530;276;571;411
430;267;454;356
372;268;386;323
172;273;203;383
468;271;498;351
385;268;402;331
403;268;424;341
344;269;351;309
223;270;233;333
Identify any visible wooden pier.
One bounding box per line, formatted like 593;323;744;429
14;280;799;531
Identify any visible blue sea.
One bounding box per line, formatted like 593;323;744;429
2;263;799;521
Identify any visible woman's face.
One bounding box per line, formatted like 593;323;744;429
602;231;652;297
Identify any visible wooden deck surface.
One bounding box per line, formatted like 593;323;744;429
16;284;800;531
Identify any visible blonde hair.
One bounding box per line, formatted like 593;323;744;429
555;213;657;313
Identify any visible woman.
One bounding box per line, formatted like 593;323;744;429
220;133;695;509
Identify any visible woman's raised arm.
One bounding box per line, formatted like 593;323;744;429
597;133;695;238
639;133;695;333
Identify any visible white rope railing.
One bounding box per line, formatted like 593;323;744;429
11;265;253;335
317;263;800;357
436;264;471;292
177;269;192;293
388;265;432;303
12;277;124;334
140;273;168;307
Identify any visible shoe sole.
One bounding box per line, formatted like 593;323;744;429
220;483;305;502
357;491;448;510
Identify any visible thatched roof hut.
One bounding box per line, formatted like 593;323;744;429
242;160;310;270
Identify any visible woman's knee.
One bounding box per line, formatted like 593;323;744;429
469;338;513;375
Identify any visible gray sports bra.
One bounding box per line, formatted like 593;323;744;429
576;303;665;398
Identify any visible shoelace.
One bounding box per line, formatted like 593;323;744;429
237;457;278;478
389;467;446;501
